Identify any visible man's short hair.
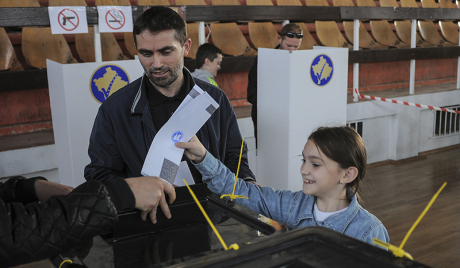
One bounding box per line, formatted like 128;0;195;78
133;6;187;46
195;43;223;69
279;23;303;39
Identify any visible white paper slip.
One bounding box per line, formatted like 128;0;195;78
173;85;204;116
173;161;195;187
141;89;219;184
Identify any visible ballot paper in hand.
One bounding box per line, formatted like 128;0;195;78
173;161;195;187
141;86;219;184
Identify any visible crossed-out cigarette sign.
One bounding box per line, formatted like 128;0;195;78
105;8;126;30
97;6;133;33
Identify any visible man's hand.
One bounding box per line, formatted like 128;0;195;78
175;135;206;164
34;180;74;203
125;177;176;224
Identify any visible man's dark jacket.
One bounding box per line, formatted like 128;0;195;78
84;69;255;209
0;176;118;267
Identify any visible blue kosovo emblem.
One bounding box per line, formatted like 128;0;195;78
90;64;130;104
310;54;334;86
171;131;184;142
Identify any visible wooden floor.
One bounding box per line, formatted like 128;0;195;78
362;146;460;268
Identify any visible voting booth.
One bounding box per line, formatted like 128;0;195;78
256;48;348;191
47;59;144;187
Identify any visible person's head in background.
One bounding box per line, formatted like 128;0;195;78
302;126;366;210
133;6;191;91
278;23;303;51
195;43;223;78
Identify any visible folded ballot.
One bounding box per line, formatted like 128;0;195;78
141;85;219;184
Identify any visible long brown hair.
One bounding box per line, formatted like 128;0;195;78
308;126;367;203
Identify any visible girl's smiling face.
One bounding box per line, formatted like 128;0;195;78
300;140;347;200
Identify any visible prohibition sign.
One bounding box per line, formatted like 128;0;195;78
58;9;79;31
105;8;126;30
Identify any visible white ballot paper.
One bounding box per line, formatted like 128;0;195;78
173;161;195;186
141;85;219;184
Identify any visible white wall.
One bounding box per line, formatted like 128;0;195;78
0;145;59;183
348;89;460;163
418;95;460;152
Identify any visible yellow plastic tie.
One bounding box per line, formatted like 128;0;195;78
184;179;239;251
220;194;249;200
220;137;248;201
59;259;73;268
373;238;413;259
373;182;447;260
229;243;239;250
399;182;446;249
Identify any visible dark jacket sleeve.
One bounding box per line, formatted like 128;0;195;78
0;179;118;268
247;57;258;106
84;105;136;210
0;176;44;205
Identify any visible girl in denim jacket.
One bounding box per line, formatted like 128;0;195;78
176;126;389;246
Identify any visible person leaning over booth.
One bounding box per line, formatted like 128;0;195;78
191;43;223;88
0;175;175;267
84;6;256;224
247;23;303;145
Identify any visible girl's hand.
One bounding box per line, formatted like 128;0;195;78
175;135;206;163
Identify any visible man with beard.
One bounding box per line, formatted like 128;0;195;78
85;6;255;224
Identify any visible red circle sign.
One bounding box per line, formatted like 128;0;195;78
105;8;126;30
58;9;79;31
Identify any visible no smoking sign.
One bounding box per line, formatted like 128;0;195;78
97;6;133;33
106;8;125;30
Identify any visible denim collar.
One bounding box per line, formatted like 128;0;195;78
296;190;360;233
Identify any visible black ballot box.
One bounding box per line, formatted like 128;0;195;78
103;183;211;267
104;184;209;240
110;224;210;267
168;226;432;268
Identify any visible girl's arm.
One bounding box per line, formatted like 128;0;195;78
176;137;295;224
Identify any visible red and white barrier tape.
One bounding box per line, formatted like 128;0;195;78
355;88;460;115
